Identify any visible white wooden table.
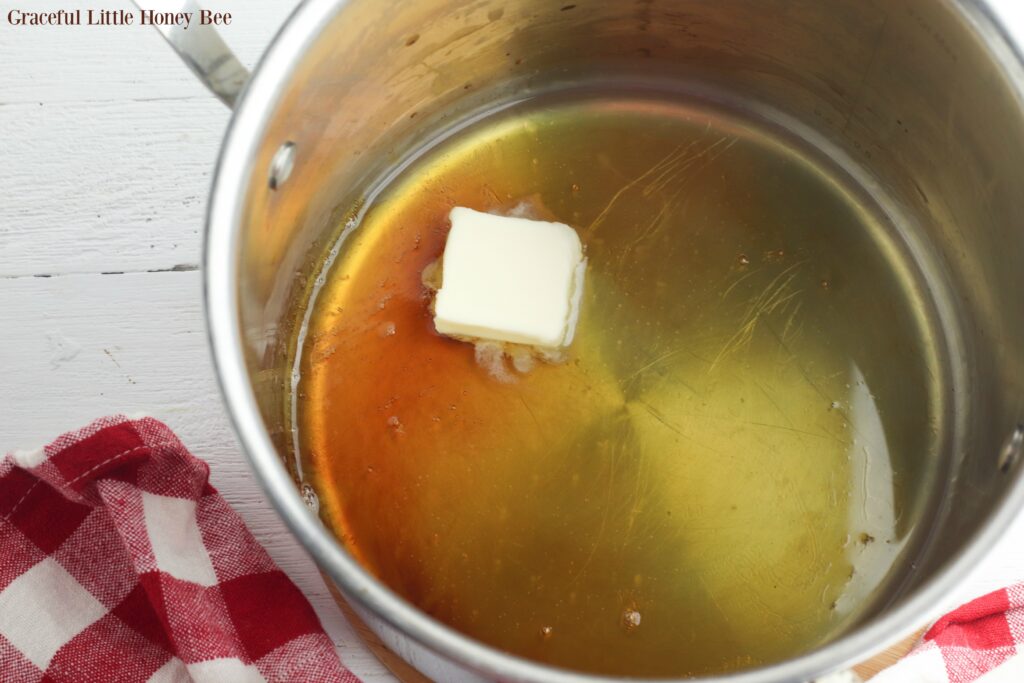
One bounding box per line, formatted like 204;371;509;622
1;2;1022;681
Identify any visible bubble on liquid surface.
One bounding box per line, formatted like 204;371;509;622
474;342;515;383
622;609;642;632
510;348;536;373
421;259;442;291
301;484;320;514
387;416;404;434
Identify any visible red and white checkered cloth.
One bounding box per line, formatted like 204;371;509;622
0;415;357;683
871;584;1024;682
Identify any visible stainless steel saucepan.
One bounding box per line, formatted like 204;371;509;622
142;0;1024;680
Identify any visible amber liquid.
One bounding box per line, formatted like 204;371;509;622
295;90;944;677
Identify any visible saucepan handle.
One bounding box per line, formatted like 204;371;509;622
132;0;250;108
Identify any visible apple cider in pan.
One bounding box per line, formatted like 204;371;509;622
293;91;945;677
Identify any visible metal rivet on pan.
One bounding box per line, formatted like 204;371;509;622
268;141;296;190
998;424;1024;474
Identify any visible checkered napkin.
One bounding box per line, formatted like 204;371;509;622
869;584;1024;682
0;415;357;683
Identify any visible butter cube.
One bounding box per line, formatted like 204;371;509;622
433;207;586;348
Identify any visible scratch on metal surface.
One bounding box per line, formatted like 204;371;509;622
586;134;737;239
709;260;807;372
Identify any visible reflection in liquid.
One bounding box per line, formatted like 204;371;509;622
834;362;907;620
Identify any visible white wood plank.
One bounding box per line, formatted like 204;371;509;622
0;270;393;682
0;98;222;277
0;0;305;276
0;0;298;105
951;512;1024;607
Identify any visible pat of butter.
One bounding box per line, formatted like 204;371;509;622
433;207;586;348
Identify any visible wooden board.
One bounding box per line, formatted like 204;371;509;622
852;631;924;680
325;577;433;683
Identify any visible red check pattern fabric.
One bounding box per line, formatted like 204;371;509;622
0;415;358;683
872;584;1024;682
